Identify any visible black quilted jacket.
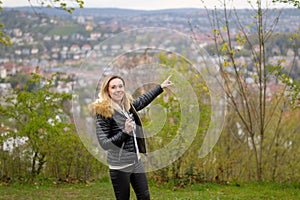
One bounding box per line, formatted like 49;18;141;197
96;85;163;166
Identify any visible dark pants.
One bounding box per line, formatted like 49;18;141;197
109;160;150;200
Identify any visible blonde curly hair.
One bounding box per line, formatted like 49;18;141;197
89;75;133;118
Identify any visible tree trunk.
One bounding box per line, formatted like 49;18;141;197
36;153;46;175
31;151;38;177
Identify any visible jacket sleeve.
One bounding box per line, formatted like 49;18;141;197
96;114;130;150
132;85;164;111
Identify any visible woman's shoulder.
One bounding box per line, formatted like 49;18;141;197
89;99;113;118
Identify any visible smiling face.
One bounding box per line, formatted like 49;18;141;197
108;78;125;104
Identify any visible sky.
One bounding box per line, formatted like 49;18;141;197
2;0;291;10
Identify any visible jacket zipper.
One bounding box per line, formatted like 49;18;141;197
118;142;125;161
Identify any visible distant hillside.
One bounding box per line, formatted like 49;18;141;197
3;7;201;17
4;6;300;21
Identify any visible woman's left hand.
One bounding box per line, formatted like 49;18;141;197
161;75;174;89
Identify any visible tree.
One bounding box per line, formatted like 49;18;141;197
273;0;300;109
193;0;300;181
28;0;84;14
272;0;300;8
142;52;211;184
0;1;11;46
0;0;84;45
0;70;73;178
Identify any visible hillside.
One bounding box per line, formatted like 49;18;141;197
0;7;300;77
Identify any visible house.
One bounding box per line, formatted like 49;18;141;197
43;36;52;41
51;45;61;52
111;45;121;50
81;44;92;53
62;35;69;40
62;46;69;52
90;32;101;40
70;44;80;53
53;35;61;41
85;22;94;31
14;49;22;55
41;52;51;60
12;28;22;37
31;47;39;54
0;66;7;79
76;16;85;24
73;54;81;60
286;48;295;57
22;48;30;55
252;44;260;53
51;53;59;59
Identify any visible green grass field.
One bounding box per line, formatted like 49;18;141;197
0;180;299;200
47;25;83;36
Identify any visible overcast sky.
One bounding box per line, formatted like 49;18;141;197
2;0;291;10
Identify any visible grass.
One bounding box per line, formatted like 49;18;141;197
0;179;299;200
47;25;82;36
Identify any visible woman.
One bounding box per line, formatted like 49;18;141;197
90;75;173;200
